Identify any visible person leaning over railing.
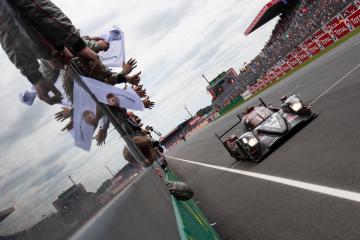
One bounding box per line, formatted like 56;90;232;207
0;0;102;105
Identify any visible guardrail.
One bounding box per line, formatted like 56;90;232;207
165;167;219;240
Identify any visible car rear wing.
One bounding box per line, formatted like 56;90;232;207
214;114;242;141
214;97;267;140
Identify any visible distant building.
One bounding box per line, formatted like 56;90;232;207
160;119;193;149
52;184;98;224
206;68;246;110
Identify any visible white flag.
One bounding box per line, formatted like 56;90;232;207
82;76;144;111
73;81;97;151
19;77;71;107
98;26;125;68
19;87;36;106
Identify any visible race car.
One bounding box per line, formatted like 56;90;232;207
215;95;318;162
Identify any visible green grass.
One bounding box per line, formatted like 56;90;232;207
219;27;360;117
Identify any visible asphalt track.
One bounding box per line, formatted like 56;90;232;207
166;34;360;240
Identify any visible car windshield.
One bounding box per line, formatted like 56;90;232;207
244;107;273;129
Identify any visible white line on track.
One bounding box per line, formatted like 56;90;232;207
310;63;360;105
166;155;360;203
230;161;241;169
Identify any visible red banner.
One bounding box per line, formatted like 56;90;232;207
347;9;360;28
313;29;325;39
342;4;358;18
274;68;284;78
297;50;310;62
326;16;342;30
318;33;335;48
249;87;257;94
259;81;266;88
267;72;277;81
263;77;270;84
291;48;300;56
307;42;321;56
331;22;350;39
285;53;293;60
281;63;291;73
302;38;314;48
288;57;300;68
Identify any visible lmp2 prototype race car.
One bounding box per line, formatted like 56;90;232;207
215;95;318;162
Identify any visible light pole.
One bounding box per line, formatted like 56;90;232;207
184;105;194;118
104;165;115;178
68;175;76;186
202;74;210;84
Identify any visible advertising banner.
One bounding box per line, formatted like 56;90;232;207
274;68;284;78
281;63;291;73
263;76;271;84
307;42;321;56
318;33;335;48
313;29;325;39
296;50;310;62
347;9;360;28
302;38;314;48
288;57;300;68
285;53;293;60
331;22;351;39
267;72;277;81
342;4;358;17
326;15;342;30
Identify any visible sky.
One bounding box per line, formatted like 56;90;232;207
0;0;279;234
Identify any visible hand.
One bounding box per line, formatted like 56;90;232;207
34;79;62;105
97;39;110;51
122;58;137;75
95;129;107;146
61;120;73;131
126;71;141;86
143;96;155;109
77;47;101;73
55;107;72;122
58;47;73;65
132;85;147;98
88;36;106;41
135;88;147;97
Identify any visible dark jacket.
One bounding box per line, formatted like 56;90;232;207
0;0;85;84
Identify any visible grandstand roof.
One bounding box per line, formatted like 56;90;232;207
244;0;294;36
160;119;192;145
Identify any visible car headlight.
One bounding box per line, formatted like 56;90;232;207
248;138;259;147
242;137;258;147
290;102;302;112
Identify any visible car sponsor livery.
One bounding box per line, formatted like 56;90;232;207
215;95;318;162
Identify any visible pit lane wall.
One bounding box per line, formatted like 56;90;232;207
165;167;220;240
248;3;360;95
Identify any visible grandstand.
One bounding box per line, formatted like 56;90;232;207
205;0;357;104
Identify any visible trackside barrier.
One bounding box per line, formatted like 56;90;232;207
219;96;244;116
249;4;360;96
165;168;219;240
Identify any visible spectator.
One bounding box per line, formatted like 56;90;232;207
0;0;102;105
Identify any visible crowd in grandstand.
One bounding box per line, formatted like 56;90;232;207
239;0;356;87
